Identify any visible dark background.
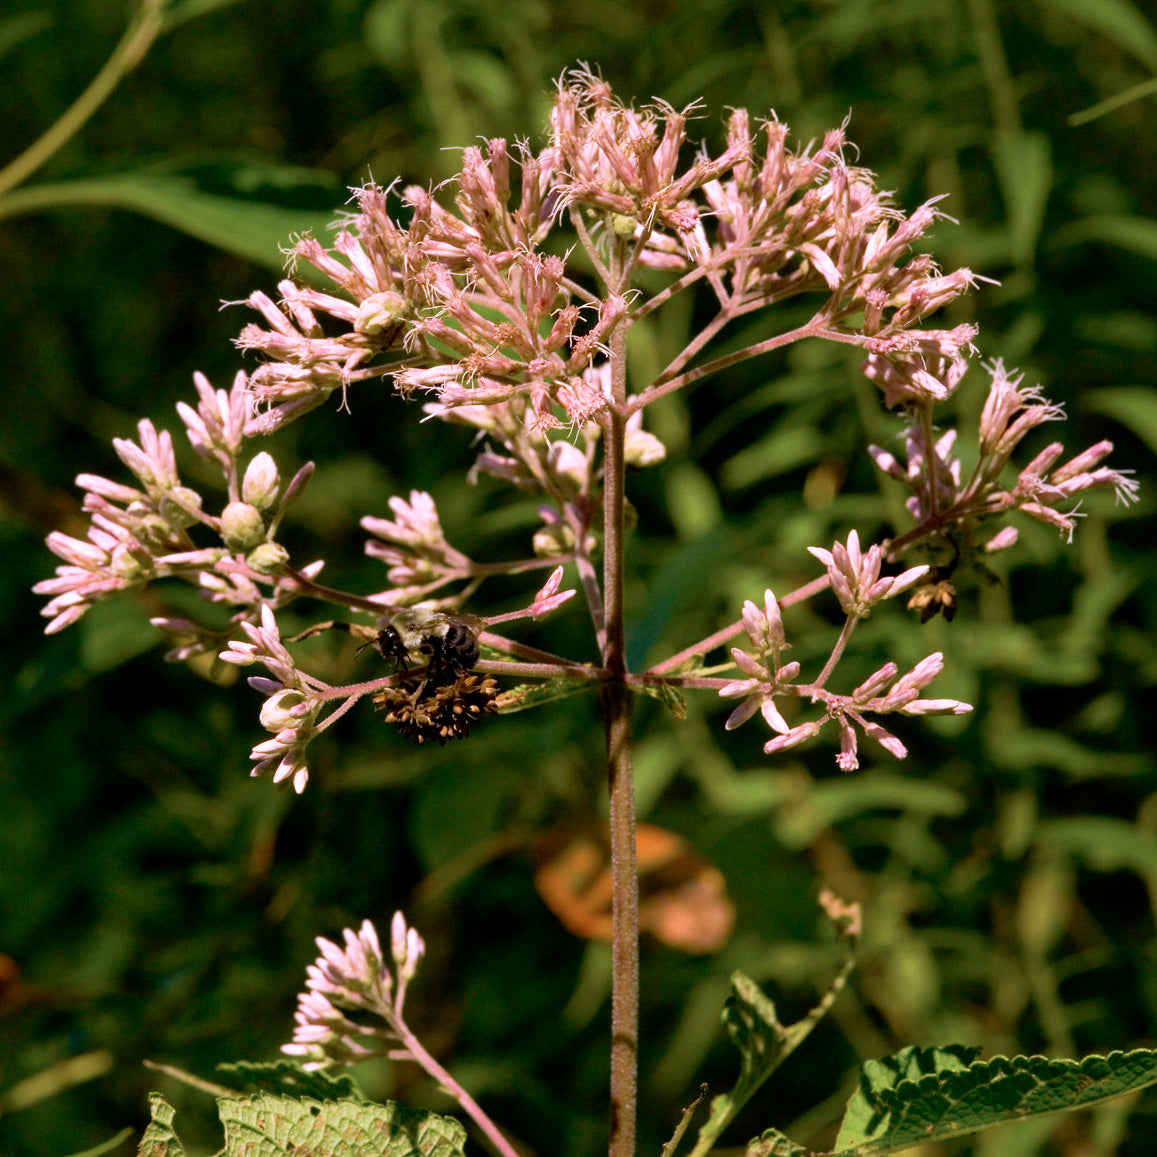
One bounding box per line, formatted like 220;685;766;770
2;0;1155;1154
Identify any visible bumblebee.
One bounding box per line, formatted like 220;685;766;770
286;608;482;685
286;609;495;744
376;609;483;688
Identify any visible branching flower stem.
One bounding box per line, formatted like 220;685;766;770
645;574;834;677
570;505;607;651
812;615;859;691
624;317;820;416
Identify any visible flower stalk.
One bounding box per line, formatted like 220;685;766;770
599;234;639;1157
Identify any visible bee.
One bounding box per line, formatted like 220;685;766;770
377;609;483;689
286;609;483;685
286;609;496;744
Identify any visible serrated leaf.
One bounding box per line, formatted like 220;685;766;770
495;677;595;713
632;678;687;719
214;1059;362;1101
833;1045;1157;1155
139;1091;467;1157
138;1092;185;1157
689;964;854;1157
744;1125;812;1156
217;1094;467;1157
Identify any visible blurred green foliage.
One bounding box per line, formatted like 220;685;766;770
1;0;1154;1155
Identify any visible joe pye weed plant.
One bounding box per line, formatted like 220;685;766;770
34;66;1153;1157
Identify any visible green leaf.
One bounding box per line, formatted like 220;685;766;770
1053;215;1157;263
495;677;596;713
63;1127;135;1157
0;10;52;63
214;1059;363;1101
1083;385;1157;457
138;1091;468;1157
631;678;687;720
996;728;1149;779
219;1094;467;1157
0;163;341;272
744;1126;813;1157
689;973;794;1157
720;425;826;491
1034;816;1157;879
1036;0;1157;73
833;1045;1157;1155
1070;76;1157;125
689;964;854;1157
79;597;158;674
139;1092;185;1157
772;774;967;849
991;131;1052;264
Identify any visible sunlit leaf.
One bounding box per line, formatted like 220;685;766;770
833;1045;1157;1154
139;1093;185;1157
139;1091;468;1157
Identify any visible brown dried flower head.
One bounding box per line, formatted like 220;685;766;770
373;672;500;745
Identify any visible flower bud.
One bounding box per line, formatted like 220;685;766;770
136;512;179;549
623;426;666;468
533;522;575;557
354;290;408;336
547;441;589;494
984;526;1019;553
611;213;638;238
161;486;204;530
260;688;311;732
282;461;315;507
110;543;148;581
247;542;289;574
221;501;266;551
242;452;280;511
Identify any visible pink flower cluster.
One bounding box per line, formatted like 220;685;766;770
282;913;425;1069
870;359;1138;547
720;535;972;771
